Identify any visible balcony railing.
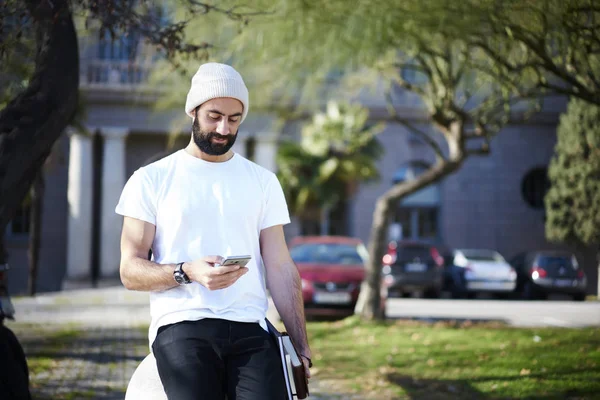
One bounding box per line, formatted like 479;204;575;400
79;58;157;90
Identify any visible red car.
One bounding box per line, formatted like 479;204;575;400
289;236;384;317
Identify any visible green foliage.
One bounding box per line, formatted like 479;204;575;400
277;102;383;219
308;317;600;398
0;2;35;110
545;98;600;246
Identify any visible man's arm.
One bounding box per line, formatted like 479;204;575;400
260;225;312;377
120;216;247;292
120;216;179;291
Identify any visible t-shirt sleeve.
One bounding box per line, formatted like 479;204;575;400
115;168;157;225
261;172;291;230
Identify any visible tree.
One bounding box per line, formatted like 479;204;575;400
277;101;383;235
0;0;262;271
460;0;600;106
545;98;600;294
189;0;544;319
141;0;599;318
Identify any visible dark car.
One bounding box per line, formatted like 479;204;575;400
509;251;587;301
381;240;444;298
289;236;386;317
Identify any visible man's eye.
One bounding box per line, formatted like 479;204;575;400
229;118;240;123
209;115;220;121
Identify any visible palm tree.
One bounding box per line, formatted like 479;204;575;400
277;101;383;235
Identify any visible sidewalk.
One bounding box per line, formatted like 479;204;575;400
6;284;350;400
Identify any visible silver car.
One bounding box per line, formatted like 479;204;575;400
445;249;517;298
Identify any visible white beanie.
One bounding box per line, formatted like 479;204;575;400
185;63;249;123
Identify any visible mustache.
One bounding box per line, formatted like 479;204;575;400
205;132;234;140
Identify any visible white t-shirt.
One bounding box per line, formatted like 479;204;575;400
115;149;290;347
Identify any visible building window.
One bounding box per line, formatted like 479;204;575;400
7;205;30;236
417;208;438;239
521;167;549;209
392;207;438;241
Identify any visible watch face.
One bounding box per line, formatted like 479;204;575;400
174;272;186;284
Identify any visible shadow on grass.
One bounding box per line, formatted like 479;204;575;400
386;374;488;399
10;326;149;400
17;327;148;365
386;370;600;400
385;316;510;326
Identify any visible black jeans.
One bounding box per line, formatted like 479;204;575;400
152;318;286;400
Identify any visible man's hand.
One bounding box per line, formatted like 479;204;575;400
183;255;248;290
301;355;312;379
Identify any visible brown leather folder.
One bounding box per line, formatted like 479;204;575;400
266;319;309;399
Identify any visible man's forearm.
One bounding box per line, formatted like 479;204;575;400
120;256;179;292
267;260;311;357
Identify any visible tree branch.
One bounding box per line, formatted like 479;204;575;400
384;86;446;162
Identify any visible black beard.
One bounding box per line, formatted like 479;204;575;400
192;117;237;156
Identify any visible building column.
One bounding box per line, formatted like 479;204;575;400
254;133;279;172
66;127;95;281
100;127;129;279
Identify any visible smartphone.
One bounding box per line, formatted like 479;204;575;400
219;255;252;268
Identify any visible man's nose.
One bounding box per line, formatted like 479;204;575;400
216;119;231;135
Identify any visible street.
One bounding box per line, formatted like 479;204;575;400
386;297;600;328
11;286;600;329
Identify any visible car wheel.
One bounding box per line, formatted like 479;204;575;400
573;293;586;302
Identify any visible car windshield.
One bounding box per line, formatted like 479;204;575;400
290;243;367;265
460;250;505;262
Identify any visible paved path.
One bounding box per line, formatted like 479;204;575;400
6;285;350;400
387;297;600;328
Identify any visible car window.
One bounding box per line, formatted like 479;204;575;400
460;250;505;262
537;256;576;269
396;245;434;262
290;243;366;265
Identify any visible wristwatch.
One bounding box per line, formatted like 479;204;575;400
173;262;191;285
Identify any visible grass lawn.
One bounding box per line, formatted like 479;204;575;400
306;316;600;399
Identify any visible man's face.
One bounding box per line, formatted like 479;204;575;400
192;98;243;156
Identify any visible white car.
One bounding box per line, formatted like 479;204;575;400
447;249;517;298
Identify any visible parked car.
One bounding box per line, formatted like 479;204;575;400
289;236;384;317
509;251;587;301
444;249;517;298
381;240;444;298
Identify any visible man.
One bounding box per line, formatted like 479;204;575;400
116;62;311;400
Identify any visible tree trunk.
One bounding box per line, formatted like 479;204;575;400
356;137;465;320
354;197;393;319
27;171;44;296
0;0;79;237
